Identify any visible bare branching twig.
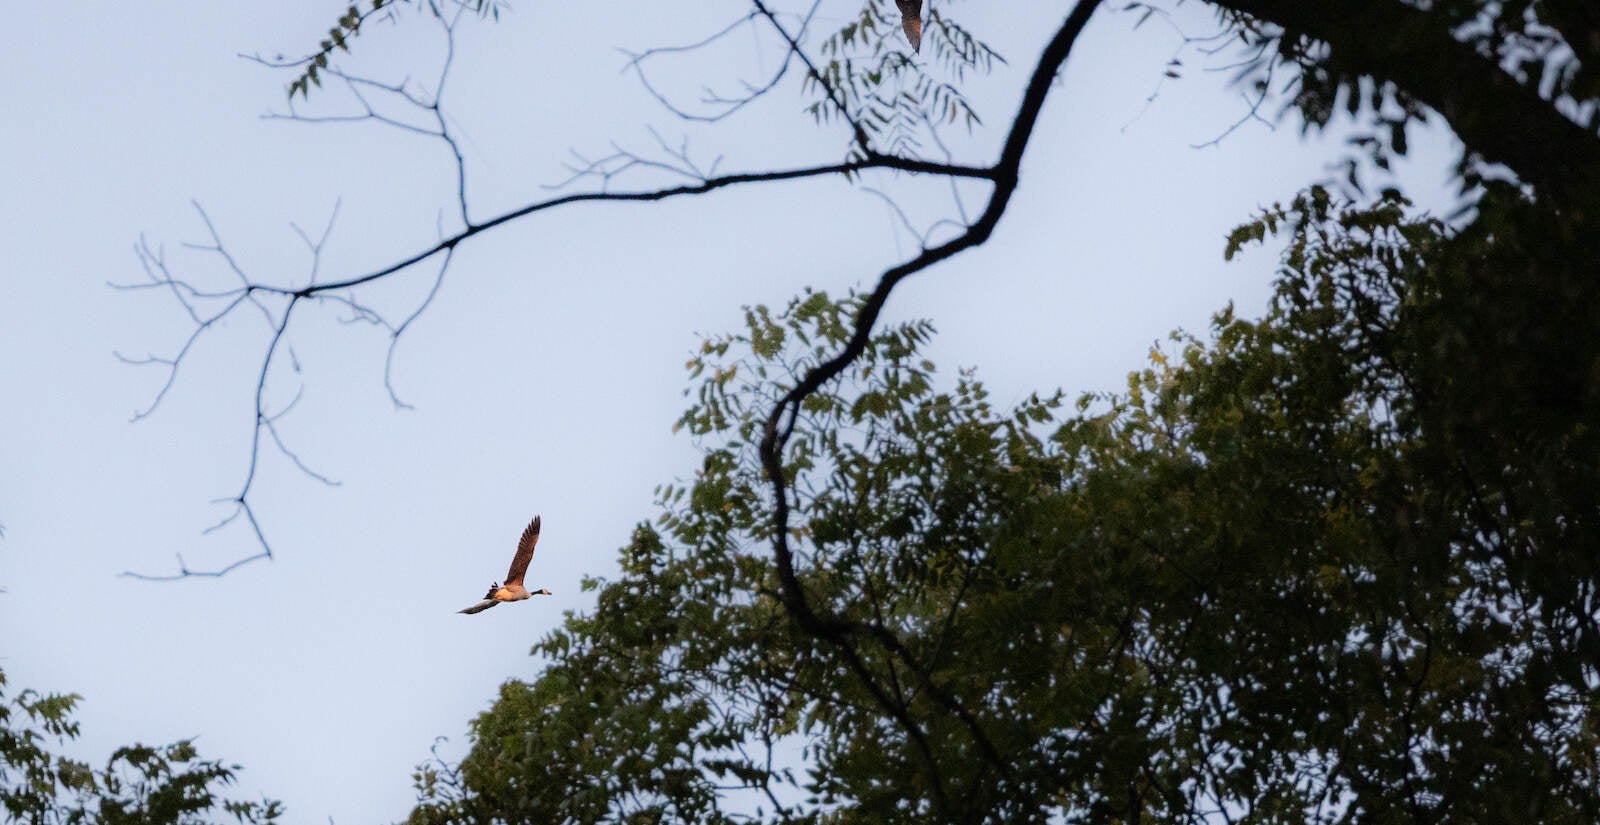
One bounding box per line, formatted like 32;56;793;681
123;2;996;579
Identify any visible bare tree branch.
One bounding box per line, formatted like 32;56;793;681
265;153;994;299
621;6;813;124
124;10;993;579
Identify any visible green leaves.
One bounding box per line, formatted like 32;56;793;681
285;0;505;101
0;667;281;824
808;1;1002;158
287;2;377;102
413;182;1600;822
1206;0;1600;204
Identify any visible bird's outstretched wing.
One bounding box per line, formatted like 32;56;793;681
504;515;541;586
459;599;500;615
896;0;923;52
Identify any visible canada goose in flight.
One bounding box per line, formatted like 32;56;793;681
458;515;551;614
896;0;923;53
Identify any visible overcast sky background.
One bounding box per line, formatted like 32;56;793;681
1;1;1461;821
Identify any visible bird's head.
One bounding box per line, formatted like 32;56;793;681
534;588;553;596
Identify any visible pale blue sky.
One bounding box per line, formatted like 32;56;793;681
0;2;1459;821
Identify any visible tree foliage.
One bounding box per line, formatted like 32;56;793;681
113;0;1600;817
1210;0;1600;212
407;170;1600;822
0;668;281;824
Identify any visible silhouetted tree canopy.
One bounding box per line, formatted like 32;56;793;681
405;180;1600;822
115;0;1600;820
0;668;281;824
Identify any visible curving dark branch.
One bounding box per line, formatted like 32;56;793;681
741;0;1600;788
755;0;1104;788
265;153;993;297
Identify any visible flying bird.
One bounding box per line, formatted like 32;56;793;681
459;515;551;614
896;0;923;53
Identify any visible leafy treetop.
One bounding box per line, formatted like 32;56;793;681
0;668;282;825
407;182;1600;823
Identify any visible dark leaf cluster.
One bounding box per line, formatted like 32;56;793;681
1206;0;1600;207
0;668;282;825
408;178;1600;823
